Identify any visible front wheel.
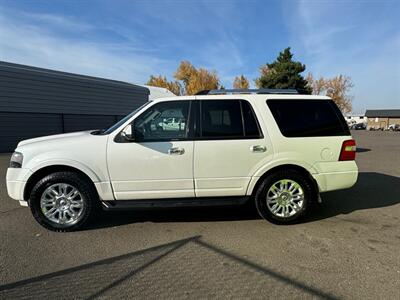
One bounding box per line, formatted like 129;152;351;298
29;172;98;232
255;169;314;224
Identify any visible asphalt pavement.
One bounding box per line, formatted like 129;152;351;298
0;131;399;299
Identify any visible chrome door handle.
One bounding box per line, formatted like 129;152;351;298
251;145;266;152
168;147;185;155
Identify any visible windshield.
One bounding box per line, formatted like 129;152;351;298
101;101;152;134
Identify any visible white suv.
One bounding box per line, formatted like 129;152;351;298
6;89;358;231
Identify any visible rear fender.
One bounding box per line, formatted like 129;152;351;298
246;159;318;196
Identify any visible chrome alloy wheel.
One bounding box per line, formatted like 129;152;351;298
266;179;304;218
40;183;85;226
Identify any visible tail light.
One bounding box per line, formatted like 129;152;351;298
339;139;356;161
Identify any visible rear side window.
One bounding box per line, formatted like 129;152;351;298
199;100;263;139
267;99;350;137
201;100;243;138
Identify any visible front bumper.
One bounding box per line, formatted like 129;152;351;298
6;168;33;201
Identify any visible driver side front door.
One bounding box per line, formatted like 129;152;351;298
107;100;194;200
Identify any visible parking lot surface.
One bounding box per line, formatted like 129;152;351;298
0;131;399;299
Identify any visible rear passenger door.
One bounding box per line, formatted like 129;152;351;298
193;99;273;197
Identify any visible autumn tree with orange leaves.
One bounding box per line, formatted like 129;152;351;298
146;75;182;96
146;50;353;112
233;75;250;89
174;61;220;95
147;61;220;95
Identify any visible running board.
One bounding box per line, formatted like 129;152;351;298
101;196;250;211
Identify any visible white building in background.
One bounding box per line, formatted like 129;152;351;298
345;115;367;126
141;85;176;100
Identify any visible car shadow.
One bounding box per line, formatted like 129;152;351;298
86;202;260;230
86;172;399;229
303;172;400;223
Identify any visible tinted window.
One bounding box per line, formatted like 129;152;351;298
201;100;243;138
241;100;262;138
267;99;350;137
134;101;189;141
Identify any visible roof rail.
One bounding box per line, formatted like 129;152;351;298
195;88;298;95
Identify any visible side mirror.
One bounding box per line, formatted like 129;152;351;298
121;124;135;141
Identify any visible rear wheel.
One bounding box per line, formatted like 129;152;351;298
255;169;314;224
29;172;98;232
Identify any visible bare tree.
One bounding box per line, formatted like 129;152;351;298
307;73;354;113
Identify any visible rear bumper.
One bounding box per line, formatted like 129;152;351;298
312;161;358;192
313;171;358;192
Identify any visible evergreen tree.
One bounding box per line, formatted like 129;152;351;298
255;47;312;94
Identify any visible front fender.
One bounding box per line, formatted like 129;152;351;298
25;158;102;182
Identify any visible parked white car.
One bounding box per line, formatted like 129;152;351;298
6;89;358;231
388;123;400;131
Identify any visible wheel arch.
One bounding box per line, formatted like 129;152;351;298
248;164;319;200
24;165;98;201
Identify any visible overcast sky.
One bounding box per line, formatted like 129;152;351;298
0;0;399;114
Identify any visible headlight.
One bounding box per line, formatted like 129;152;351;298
10;152;23;168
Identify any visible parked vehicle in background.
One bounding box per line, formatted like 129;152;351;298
388;124;400;131
345;115;367;128
350;123;366;130
6;89;358;231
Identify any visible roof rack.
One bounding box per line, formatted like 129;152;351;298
195;88;298;95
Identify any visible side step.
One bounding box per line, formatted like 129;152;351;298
101;196;250;211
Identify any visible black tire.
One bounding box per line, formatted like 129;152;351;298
29;171;98;232
254;169;314;224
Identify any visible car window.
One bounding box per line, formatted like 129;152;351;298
241;100;262;138
201;100;244;138
134;101;189;141
102;101;152;135
267;99;350;137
